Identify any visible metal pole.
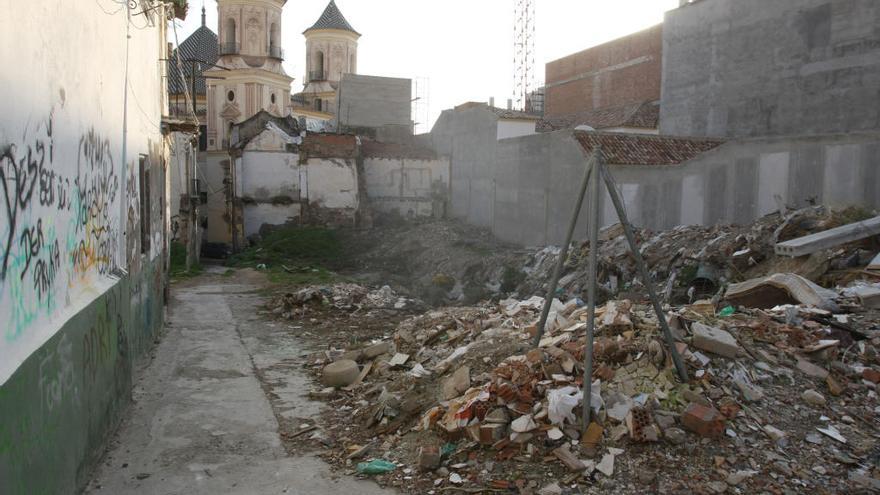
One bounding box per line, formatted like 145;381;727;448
532;153;595;347
599;164;689;382
581;151;601;431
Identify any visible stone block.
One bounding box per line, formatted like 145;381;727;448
363;341;392;360
441;366;470;400
692;323;741;358
322;360;360;388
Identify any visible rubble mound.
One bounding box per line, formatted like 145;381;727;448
266;283;422;318
299;286;880;494
519;206;879;305
338;220;529;305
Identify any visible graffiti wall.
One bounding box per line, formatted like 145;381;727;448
0;0;170;493
0;112;130;380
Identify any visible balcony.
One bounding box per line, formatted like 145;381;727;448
291;94;307;106
308;70;325;82
268;44;284;60
218;42;240;55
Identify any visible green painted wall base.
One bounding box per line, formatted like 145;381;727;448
0;259;165;495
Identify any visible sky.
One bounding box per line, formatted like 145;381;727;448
172;0;680;132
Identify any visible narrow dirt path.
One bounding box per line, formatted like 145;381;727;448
84;267;394;495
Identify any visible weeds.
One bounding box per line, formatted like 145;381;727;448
229;227;343;286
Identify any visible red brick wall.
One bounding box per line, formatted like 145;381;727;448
544;24;663;118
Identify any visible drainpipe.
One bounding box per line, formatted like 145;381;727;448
120;1;131;273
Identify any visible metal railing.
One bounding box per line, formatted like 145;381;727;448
218;42;240;55
268;44;284;60
308;70;325;82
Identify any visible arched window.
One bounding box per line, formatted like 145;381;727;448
269;23;278;49
225;18;236;45
314;98;322;111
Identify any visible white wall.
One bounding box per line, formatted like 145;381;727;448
497;120;537;140
363;156;450;217
204;152;232;244
0;0;168;384
239;150;301;237
305;158;359;209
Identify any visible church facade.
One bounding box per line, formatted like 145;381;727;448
205;0;294;151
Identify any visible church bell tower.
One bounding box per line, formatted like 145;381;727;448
205;0;293;150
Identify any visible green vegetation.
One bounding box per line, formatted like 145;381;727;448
229;227;343;286
170;242;202;279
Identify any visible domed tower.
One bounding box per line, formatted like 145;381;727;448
300;0;360;114
205;0;294;150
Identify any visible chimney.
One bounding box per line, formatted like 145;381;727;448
489;97;495;108
507;99;513;110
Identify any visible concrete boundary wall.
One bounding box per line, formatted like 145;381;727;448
434;115;880;246
363;156;451;218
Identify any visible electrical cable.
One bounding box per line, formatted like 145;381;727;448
127;78;163;132
170;13;199;124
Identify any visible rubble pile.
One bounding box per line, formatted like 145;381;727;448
339;220;529;304
266;283;421;318
299;283;880;493
519;206;879;305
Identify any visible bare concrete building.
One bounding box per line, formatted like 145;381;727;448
337;74;414;141
661;0;880;138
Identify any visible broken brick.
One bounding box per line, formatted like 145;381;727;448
681;402;725;438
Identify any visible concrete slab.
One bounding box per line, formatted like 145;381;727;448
84;279;394;495
775;216;880;257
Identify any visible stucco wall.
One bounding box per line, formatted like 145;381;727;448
431;108;880;247
660;0;880;138
238;150;302;237
497;120;538;140
304;158;359;210
204;152;232;245
0;1;169;493
205;147;362;244
363;156;451;218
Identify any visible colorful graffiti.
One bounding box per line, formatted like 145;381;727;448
0;114;131;348
71;129;120;276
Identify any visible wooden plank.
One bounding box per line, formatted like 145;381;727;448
775;216;880;257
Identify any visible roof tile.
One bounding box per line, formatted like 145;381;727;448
573;131;724;166
305;1;359;35
539;101;660;132
167;25;218;95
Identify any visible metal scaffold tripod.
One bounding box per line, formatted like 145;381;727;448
531;148;689;431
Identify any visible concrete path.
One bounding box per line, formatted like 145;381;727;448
85;269;393;495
